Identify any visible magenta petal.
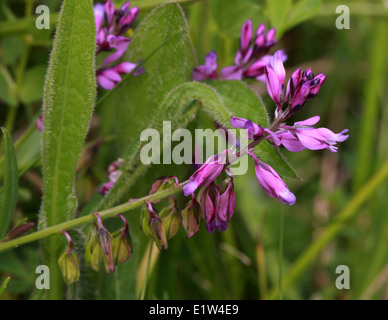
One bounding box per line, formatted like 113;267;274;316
94;3;105;32
230;117;248;129
114;62;137;74
183;181;200;196
221;65;243;80
295;129;327;150
104;0;115;26
240;20;252;55
98;74;116;90
102;36;131;67
265;66;282;106
250;153;295;205
294;116;320;127
276;131;306;152
184;150;229;195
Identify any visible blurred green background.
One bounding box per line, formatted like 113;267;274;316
1;0;388;300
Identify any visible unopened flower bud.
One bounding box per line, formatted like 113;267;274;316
85;230;101;271
158;197;180;240
112;215;133;265
94;212;115;273
217;177;236;231
57;231;81;285
141;198;180;250
181;194;202;238
199;182;220;233
148;176;179;197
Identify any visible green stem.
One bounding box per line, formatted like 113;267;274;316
0;277;11;299
140;240;154;300
278;208;284;300
0;182;187;253
267;160;388;299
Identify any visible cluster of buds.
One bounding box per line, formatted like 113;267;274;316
193;20;284;82
85;213;133;274
98;158;125;195
141;177;181;250
94;0;143;90
264;50;326;119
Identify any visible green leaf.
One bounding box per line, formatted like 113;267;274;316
265;0;291;34
112;3;196;152
212;0;265;38
265;0;321;36
0;127;18;240
39;0;96;299
207;80;298;178
284;0;321;32
0;65;17;107
19;65;47;104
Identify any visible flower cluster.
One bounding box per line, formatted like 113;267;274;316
193;20;285;82
182;150;236;233
94;0;143;90
141;177;181;249
264;51;326;118
85;213;133;273
183;20;349;237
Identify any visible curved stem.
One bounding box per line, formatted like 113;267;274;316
0;182;187;253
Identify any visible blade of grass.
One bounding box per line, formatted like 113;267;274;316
353;22;387;191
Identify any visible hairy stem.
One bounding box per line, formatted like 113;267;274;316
0;182;187;253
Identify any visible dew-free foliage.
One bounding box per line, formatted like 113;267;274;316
0;128;18;240
40;0;96;299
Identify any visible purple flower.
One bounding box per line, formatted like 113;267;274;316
94;0;141;90
217;178;236;230
220;65;243;80
230;116;263;139
235;20;253;66
250;151;296;205
183;149;230;196
272;116;349;152
264;50;287;109
100;35;131;67
97;62;140;90
94;212;115;273
193;20;281;82
98;158;125;195
36;114;43;132
254;23;277;54
116;3;139;35
181;194;202;238
193;51;218;81
199;182;221;233
94;3;105;32
285;68;326;116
